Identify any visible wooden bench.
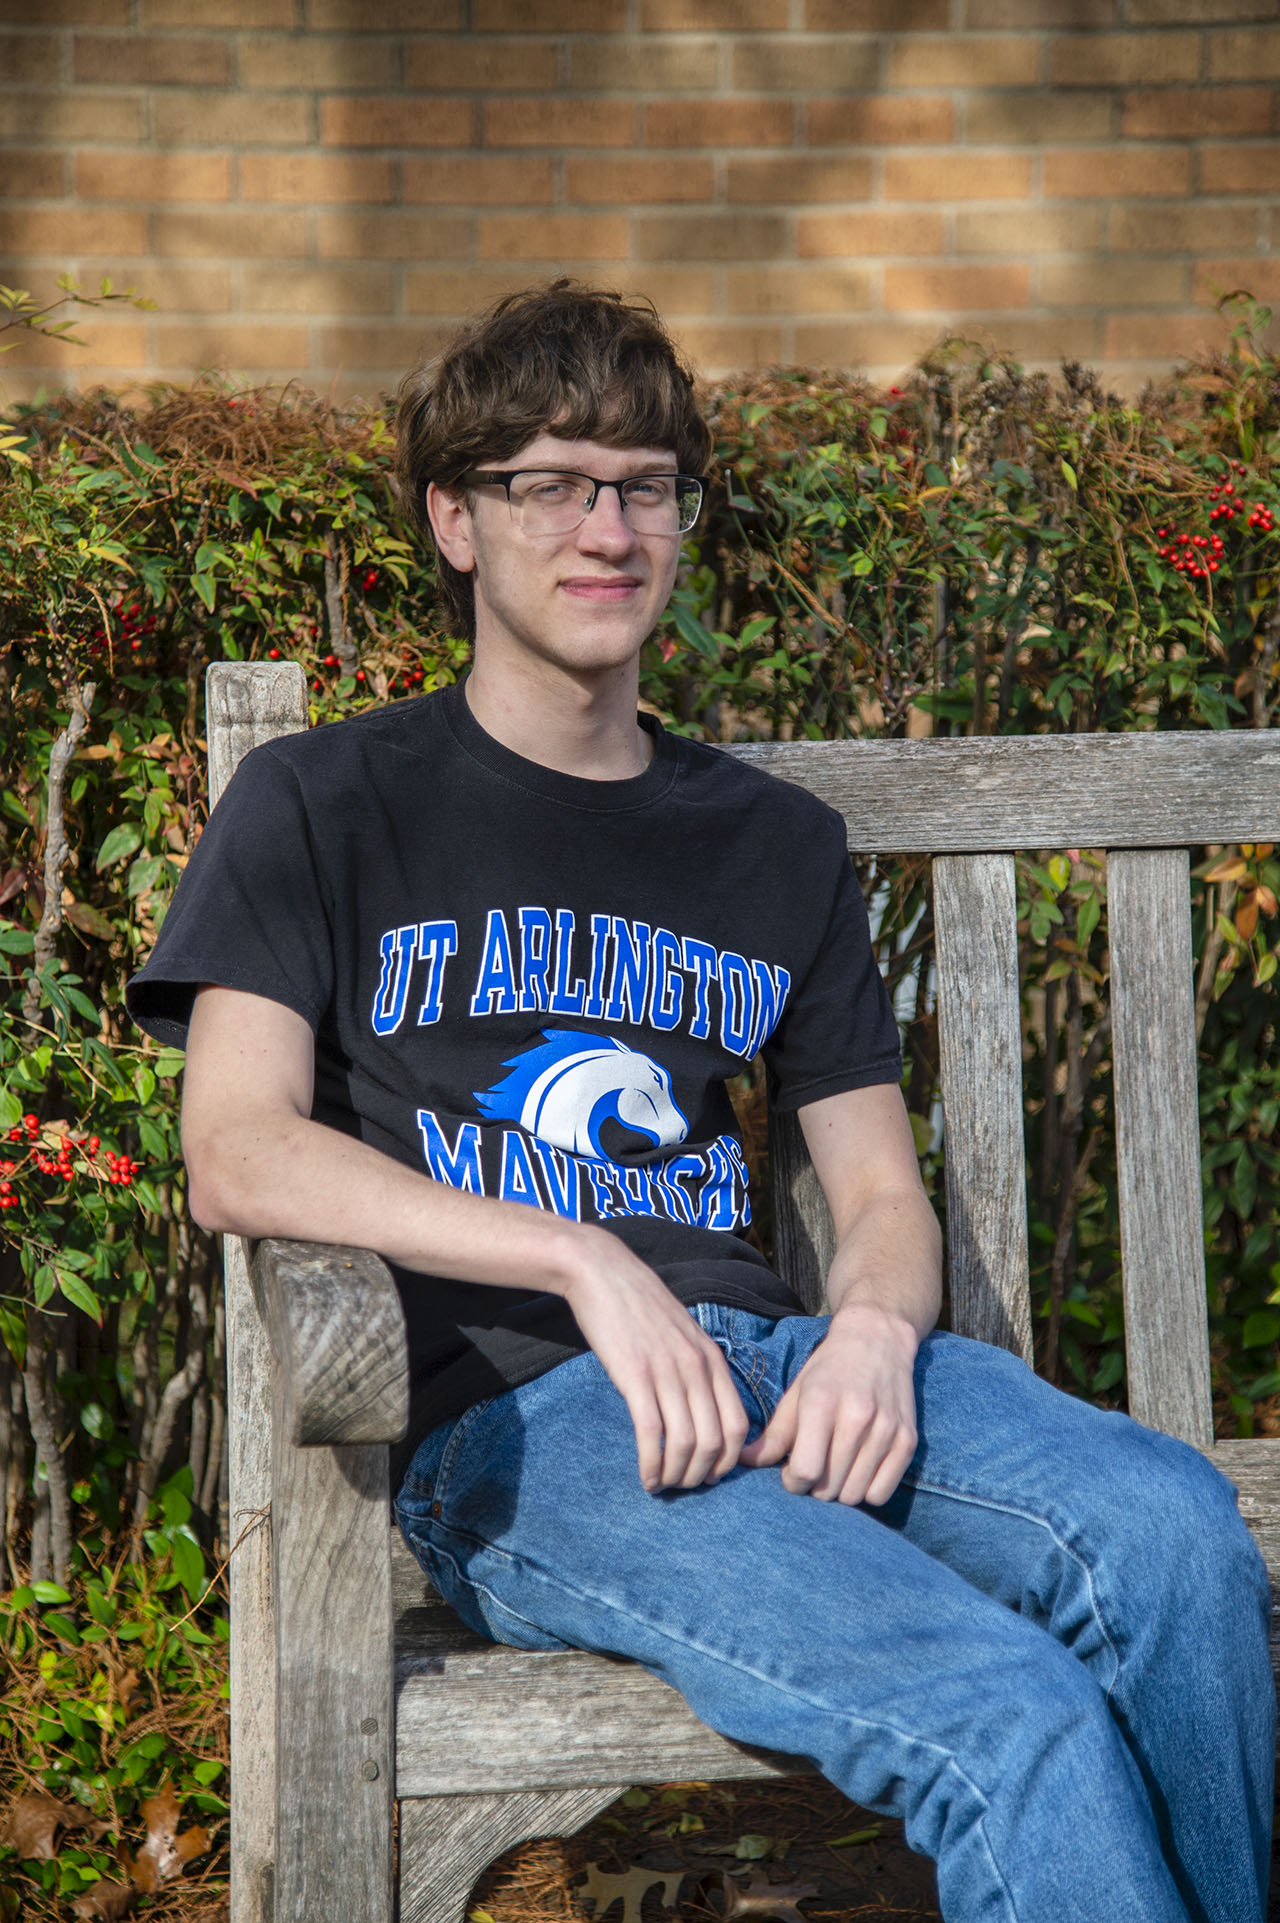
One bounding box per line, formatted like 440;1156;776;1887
208;659;1280;1923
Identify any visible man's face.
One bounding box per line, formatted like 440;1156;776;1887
429;432;686;685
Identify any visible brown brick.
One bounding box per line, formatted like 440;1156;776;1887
671;319;785;370
1043;146;1193;195
317;320;450;366
151;209;309;257
77;152;231;201
322;97;473;148
889;35;1042;88
0;0;125;20
405;266;551;314
1123;86;1273;137
153;321;310;371
619;267;717;313
1193;255;1280;301
487;99;635;146
142;0;296;19
573;38;719;91
633;211;786;259
956;206;1103;252
142;0;296;21
153;91;312;147
241;154;395;204
1103;311;1229;359
807;95;953;146
726;263;874;313
4;153;68;197
642;0;788;26
730;154;874;203
565;155;716;204
795;317;944;368
475;0;625;25
1209;29;1280;79
1202;142;1280;191
959;315;1101;361
73;32;231;85
885;263;1032;310
965;91;1114;143
797;208;945;254
0;319;146;367
1110;200;1261;249
407;38;558;91
316;211;471;257
243;35;396;90
646;99;793;147
477;212;629;259
309;0;462;27
1128;0;1271;22
243;264;395;315
0;32;61;84
732;38;880;92
966;0;1115;22
807;0;944;25
1051;31;1201;86
0;207;147;255
1040;257;1188;305
883;152;1033;198
403;155;554;203
147;264;232;312
0;93;143;142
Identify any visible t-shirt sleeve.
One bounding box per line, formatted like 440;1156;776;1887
125;743;334;1049
761;815;902;1112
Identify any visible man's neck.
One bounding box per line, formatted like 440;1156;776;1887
464;654;653;782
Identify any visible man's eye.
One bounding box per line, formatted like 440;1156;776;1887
626;478;671;503
526;478;577;502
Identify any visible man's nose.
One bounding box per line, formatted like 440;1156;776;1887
577;482;635;549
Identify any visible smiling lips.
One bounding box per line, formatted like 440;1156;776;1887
560;575;643;601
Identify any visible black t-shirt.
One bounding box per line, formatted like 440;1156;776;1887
128;680;902;1481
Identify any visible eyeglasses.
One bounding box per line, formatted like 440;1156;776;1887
461;468;705;537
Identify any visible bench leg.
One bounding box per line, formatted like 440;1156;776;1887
397;1786;624;1923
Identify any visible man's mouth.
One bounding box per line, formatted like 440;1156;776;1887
560;576;643;602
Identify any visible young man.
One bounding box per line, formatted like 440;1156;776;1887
128;284;1273;1923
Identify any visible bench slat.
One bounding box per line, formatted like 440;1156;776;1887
768;1106;834;1315
1108;848;1213;1448
727;732;1280;852
933;854;1033;1361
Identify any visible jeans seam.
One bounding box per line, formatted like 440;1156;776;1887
902;1473;1123;1706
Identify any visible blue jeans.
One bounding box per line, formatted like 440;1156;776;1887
395;1308;1274;1923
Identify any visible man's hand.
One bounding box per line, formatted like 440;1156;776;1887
562;1234;749;1494
739;1301;919;1505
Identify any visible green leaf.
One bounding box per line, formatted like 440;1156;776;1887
95;823;142;871
1241;1310;1280;1349
1060;459;1078;491
171;1530;205;1598
192;572;216;613
43;1612;80;1644
59;1271;102;1323
31;1581;70;1605
1258;951;1278;985
0;1086;21;1131
0;926;35;953
829;1826;882;1847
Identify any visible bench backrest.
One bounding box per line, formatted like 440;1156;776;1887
208;662;1280;1453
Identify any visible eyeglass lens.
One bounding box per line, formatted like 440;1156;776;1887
509;472;702;534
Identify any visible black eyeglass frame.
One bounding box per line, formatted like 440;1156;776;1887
460;468;706;535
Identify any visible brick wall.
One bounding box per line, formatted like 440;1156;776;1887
2;0;1278;399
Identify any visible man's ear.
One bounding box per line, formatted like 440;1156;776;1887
426;482;475;575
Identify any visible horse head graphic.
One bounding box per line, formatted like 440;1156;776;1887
476;1029;689;1159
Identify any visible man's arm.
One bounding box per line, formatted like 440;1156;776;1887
182;984;748;1493
739;1082;941;1506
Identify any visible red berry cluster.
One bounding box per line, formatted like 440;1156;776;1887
1;1112;141;1206
361;569;379;592
1153;463;1274;586
87;596;160;659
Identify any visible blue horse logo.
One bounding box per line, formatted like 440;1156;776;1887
476;1030;689;1159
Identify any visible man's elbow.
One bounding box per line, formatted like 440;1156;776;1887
182;1122;250;1236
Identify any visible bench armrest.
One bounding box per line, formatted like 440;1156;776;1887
249;1238;409;1447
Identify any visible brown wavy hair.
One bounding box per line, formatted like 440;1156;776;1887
395;280;713;640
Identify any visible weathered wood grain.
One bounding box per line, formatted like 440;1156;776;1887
768;1106;833;1315
1109;849;1213;1449
250;1240;409;1447
932;855;1033;1361
206;660;307;805
727;731;1280;852
210;665;306;1923
271;1402;396;1923
399;1788;623;1923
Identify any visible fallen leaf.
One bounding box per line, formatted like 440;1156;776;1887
577;1860;683;1922
129;1780;209;1893
720;1869;818;1922
71;1878;134;1921
2;1791;95;1859
827;1825;882;1848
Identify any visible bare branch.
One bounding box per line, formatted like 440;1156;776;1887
22;676;96;1024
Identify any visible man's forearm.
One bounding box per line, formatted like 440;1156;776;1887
824;1182;942;1342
